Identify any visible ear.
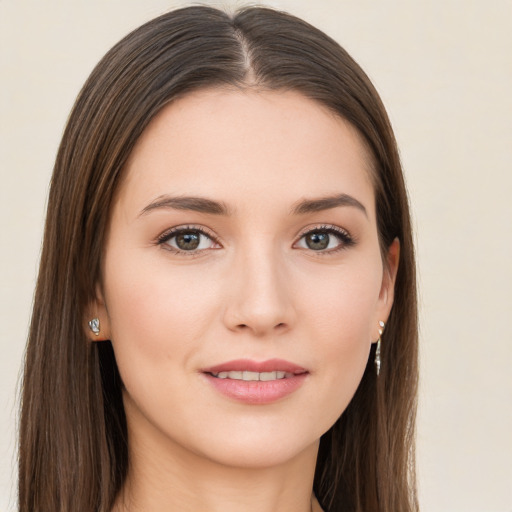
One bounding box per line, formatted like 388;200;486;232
84;284;111;342
375;237;400;332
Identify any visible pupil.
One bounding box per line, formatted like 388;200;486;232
176;231;200;250
306;232;329;250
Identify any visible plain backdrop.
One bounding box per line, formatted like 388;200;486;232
1;1;511;511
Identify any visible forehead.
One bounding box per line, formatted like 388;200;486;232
118;88;376;218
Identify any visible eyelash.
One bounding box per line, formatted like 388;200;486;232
156;225;220;257
156;224;355;256
296;224;355;254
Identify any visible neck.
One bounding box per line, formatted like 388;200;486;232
113;414;322;512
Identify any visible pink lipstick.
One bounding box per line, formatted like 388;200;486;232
201;358;308;405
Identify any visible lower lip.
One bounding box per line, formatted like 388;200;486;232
203;373;308;405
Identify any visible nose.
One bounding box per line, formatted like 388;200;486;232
222;246;296;337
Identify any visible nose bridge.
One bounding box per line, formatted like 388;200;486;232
223;238;295;336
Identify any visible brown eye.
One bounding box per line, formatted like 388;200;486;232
175;231;201;250
295;226;354;253
160;228;218;253
305;232;330;250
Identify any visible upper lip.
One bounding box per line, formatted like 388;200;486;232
202;358;308;375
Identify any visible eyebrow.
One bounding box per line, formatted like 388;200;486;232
139;192;367;218
291;193;368;217
139;195;231;217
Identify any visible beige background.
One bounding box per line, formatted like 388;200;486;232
1;1;511;510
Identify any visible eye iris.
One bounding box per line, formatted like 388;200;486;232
176;231;200;250
306;231;330;250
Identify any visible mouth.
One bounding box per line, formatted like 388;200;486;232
209;370;302;381
201;359;309;404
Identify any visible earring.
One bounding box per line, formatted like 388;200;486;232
375;320;385;376
88;317;100;336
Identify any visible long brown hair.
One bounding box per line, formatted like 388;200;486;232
19;6;418;511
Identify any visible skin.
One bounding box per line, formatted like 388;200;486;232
89;89;399;512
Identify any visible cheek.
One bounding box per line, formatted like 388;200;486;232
300;256;381;344
102;253;221;381
297;261;381;420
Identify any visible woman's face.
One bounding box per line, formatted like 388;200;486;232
94;89;398;469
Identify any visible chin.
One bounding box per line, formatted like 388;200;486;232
197;432;321;470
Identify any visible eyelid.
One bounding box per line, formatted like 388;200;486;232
295;223;351;238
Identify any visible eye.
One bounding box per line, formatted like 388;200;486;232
295;226;354;253
158;226;219;253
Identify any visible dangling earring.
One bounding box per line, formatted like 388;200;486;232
88;317;100;336
375;320;385;376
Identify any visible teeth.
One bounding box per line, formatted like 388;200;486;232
212;370;289;381
242;371;260;381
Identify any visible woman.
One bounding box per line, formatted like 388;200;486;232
19;6;418;512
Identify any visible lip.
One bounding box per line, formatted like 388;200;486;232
202;358;307;374
201;359;308;405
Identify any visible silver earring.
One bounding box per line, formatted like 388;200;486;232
375;320;385;376
88;317;100;336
